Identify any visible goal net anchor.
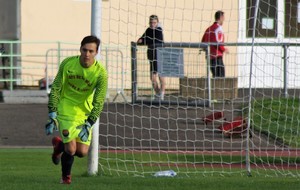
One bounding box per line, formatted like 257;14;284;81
112;89;128;103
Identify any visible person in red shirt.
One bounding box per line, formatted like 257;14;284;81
202;11;229;78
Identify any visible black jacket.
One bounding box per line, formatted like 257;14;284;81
138;27;164;49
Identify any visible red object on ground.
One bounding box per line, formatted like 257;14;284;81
218;116;247;136
203;111;224;124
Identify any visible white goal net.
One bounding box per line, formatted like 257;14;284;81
96;0;300;177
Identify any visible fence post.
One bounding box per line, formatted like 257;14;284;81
283;45;288;98
131;42;137;104
206;46;211;107
45;50;49;94
57;42;61;67
9;42;13;91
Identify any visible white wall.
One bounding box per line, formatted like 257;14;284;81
238;0;300;88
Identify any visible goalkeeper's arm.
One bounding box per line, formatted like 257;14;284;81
86;64;108;126
45;60;66;135
48;59;68;113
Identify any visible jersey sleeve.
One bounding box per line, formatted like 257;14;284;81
215;26;226;52
87;64;108;125
48;58;68;113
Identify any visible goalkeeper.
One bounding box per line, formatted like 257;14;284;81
45;35;107;184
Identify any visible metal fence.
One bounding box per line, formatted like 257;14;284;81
0;41;129;103
0;41;78;91
1;40;300;103
131;42;300;106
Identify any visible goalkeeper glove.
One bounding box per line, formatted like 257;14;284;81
78;121;93;142
45;112;59;135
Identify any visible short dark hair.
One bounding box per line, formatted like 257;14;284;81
215;11;224;21
81;35;101;50
149;15;159;22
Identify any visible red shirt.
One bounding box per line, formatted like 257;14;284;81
201;22;225;59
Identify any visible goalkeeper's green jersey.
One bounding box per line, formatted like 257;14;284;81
48;56;108;124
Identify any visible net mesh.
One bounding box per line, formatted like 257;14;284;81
95;0;300;177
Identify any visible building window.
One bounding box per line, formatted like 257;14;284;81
247;0;278;38
285;0;300;37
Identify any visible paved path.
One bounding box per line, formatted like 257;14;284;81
0;103;283;151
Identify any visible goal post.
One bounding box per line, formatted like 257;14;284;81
246;0;260;176
88;0;102;176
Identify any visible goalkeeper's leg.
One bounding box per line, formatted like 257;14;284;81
60;129;91;184
75;142;90;157
60;140;76;184
61;151;74;184
52;136;64;165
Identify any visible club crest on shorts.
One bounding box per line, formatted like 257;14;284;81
62;129;69;137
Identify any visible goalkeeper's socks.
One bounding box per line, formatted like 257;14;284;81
58;141;64;152
61;152;74;177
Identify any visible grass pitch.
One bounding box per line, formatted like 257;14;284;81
0;149;299;190
251;98;300;147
